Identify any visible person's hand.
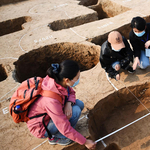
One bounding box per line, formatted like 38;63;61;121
64;102;72;120
145;40;150;49
116;74;120;81
115;64;120;71
133;57;140;70
84;139;96;150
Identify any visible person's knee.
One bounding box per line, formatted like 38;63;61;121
72;105;81;118
76;99;84;111
140;62;149;69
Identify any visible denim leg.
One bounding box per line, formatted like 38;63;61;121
69;104;82;128
44;119;66;138
44;99;84;139
140;50;150;69
75;99;84;111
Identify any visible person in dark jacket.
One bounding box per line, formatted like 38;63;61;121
100;31;134;80
129;16;150;70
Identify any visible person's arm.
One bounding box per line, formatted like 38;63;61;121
129;32;141;58
145;40;150;49
123;37;133;62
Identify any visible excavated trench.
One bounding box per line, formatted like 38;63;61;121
50;0;130;31
0;64;7;82
78;0;98;7
0;16;31;36
13;42;99;83
0;0;27;6
88;0;130;20
50;13;98;31
87;15;150;46
62;82;150;150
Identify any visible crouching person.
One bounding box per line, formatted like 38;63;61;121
27;60;96;149
100;31;134;81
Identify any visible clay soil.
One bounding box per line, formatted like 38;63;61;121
88;83;150;150
1;0;150;150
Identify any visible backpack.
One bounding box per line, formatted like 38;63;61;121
9;76;62;138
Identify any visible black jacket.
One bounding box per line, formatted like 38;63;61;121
129;23;150;58
100;36;133;79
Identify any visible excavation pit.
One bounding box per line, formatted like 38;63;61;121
13;42;99;82
79;0;98;7
0;16;31;36
50;13;98;31
87;83;150;150
0;64;7;82
0;0;27;6
88;0;130;20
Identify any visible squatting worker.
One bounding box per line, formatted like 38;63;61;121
129;16;150;70
100;31;134;81
27;60;96;149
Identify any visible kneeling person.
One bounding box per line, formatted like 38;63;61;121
100;31;134;80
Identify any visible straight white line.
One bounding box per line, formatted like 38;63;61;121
95;112;150;143
0;57;18;60
32;139;48;150
0;84;19;101
105;72;118;91
101;140;107;147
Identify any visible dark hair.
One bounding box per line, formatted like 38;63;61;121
47;60;80;83
131;16;146;31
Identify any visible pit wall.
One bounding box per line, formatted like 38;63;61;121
0;16;32;36
88;82;150;141
88;0;130;19
0;0;27;6
13;42;100;82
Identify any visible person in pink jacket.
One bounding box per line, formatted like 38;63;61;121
27;60;96;149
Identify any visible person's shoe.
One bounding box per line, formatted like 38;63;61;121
127;66;135;73
48;137;60;145
48;137;73;146
57;138;73;146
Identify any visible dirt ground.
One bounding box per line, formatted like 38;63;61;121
1;0;150;150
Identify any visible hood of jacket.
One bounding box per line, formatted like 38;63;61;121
41;75;68;97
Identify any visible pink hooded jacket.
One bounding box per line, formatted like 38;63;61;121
27;75;86;145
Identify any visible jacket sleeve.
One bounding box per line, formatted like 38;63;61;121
45;99;86;145
100;44;119;79
67;87;76;104
120;37;133;69
123;37;133;62
129;31;141;58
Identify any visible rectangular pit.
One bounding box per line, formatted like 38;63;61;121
0;16;31;36
88;0;130;20
0;0;27;6
50;13;98;31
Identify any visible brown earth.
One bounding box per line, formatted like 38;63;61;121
1;0;150;150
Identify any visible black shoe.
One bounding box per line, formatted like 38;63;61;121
127;66;135;73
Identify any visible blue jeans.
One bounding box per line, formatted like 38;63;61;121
139;50;150;69
44;99;84;138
